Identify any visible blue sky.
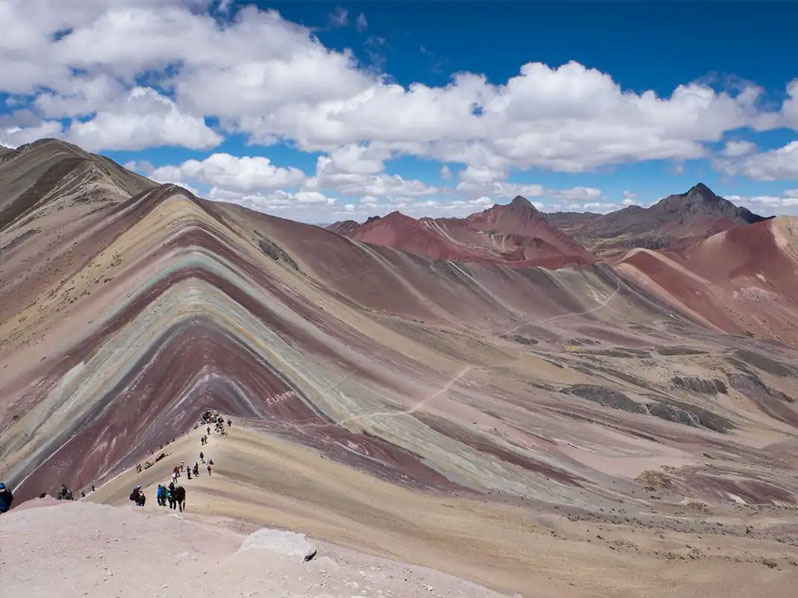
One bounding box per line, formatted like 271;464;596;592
2;0;797;220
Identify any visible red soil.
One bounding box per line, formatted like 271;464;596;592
332;197;596;269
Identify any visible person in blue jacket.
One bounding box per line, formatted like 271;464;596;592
0;482;14;513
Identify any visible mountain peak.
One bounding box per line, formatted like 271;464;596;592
685;182;717;201
509;195;533;208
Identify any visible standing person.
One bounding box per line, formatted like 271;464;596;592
207;462;212;476
174;484;186;512
187;468;192;480
167;482;176;509
207;426;210;435
199;451;204;462
129;486;145;507
57;483;73;500
227;418;232;427
193;463;199;477
0;482;13;513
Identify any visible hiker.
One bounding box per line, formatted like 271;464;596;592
57;483;73;500
167;482;176;509
199;451;204;462
91;484;95;492
207;462;212;476
227;418;232;427
187;468;192;480
156;484;165;506
129;486;145;507
207;426;210;435
136;463;142;473
174;484;186;512
193;463;199;477
0;482;13;513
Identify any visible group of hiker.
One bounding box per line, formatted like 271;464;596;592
3;413;231;513
127;415;231;512
131;452;213;512
156;482;186;511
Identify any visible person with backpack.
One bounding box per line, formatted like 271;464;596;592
156;484;166;506
0;482;13;513
167;482;176;509
129;486;145;507
173;484;186;512
193;463;199;477
57;483;73;500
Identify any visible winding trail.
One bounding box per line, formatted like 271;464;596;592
285;276;623;431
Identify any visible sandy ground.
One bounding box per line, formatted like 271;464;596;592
72;425;798;598
0;499;509;598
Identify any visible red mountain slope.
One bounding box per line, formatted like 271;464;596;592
616;216;798;345
331;196;596;269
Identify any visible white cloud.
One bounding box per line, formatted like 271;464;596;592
716;141;798;181
355;13;368;32
1;0;797;193
207;187;336;214
722;140;757;157
725;192;798;216
440;165;452;180
621;190;640;206
65;87;222;151
306;154;437;198
0;118;62;148
150;152;306;192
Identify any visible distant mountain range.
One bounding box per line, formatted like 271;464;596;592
329;183;768;266
547;183;768;258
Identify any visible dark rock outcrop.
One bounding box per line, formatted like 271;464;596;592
672;376;728;395
564;385;647;414
732;350;794;377
259;238;300;272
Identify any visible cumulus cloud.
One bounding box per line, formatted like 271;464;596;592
206;187;336;214
306;154;437;198
725;191;798;216
621;190;640;206
1;0;798;213
65;87;222;151
0;114;62;148
6;0;795;168
722;140;757;157
716;141;798;181
150;153;306;192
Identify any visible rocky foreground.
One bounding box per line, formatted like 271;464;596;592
0;499;509;598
